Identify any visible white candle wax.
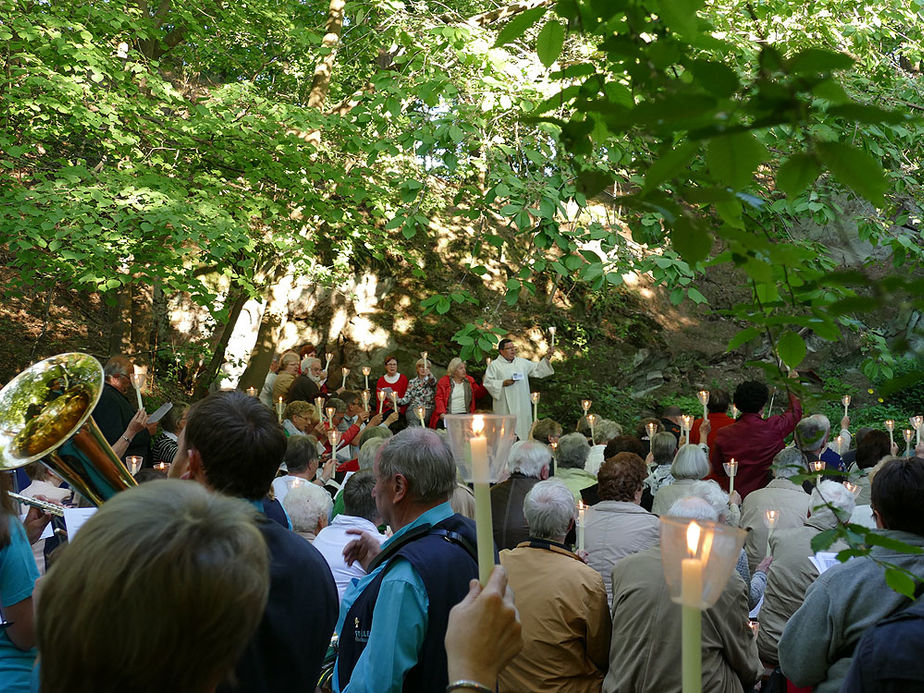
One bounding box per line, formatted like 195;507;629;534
681;556;703;607
276;398;284;424
470;422;493;585
577;502;586;551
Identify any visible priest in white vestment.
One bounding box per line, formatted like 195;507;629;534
483;338;554;441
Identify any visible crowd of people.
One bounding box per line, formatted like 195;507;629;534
0;340;922;693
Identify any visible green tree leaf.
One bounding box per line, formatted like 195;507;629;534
728;327;760;351
884;568;917;599
706;132;768;190
536;20;565;68
815;141;888;207
670;216;712;265
776;153;821;199
787;48;855;75
495;7;548;47
644;142;700;191
777;330;807;369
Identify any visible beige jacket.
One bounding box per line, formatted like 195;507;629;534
604;546;761;693
651;478;700;516
740;478;810;574
756;515;844;666
499;541;611;693
585;500;660;607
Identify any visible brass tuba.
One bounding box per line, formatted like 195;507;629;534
0;353;137;505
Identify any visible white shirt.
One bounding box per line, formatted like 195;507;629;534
272;474;312;505
449;380;467;414
312;515;386;600
483;355;554;441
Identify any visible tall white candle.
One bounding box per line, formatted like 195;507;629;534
421;351;428;371
577;501;586;551
315;396;325;421
842;394;851;419
341;367;349;389
587;414;597;445
361;389;370;411
697;390;710;421
724;458;738;497
276;397;284;424
416;406;426;427
885;420;895;447
377;390;386;415
681;521;704;693
324;352;332;374
914;416;923;446
326;406;336;428
530;392;539;423
835;435;843;456
470;416;493;585
548;325;556;351
362;366;371;390
765;510;778;558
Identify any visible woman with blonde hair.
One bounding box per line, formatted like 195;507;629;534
431;357;487;427
272;351;301;402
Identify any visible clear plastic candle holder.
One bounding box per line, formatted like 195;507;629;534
443;414;517;484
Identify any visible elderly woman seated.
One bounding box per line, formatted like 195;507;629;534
555;432;595;501
650;444;710;516
585;452;660;606
283;483;334;542
586;419;623;477
282;400;322;438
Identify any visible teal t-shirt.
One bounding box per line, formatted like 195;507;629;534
0;518;39;693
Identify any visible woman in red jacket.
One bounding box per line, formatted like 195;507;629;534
375;354;408;416
430;358;488;427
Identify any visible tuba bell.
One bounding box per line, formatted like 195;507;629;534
0;353;137;505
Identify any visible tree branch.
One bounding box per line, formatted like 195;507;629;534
307;0;346;111
458;0;555;28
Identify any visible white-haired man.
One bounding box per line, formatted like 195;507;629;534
757;480;855;668
491;440;551;550
498;479;611;692
739;446;812;574
604;496;761;692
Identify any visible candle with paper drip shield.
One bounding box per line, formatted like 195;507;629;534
130;365;147;410
812;458;825;483
361;389;370;412
315;396;325;421
843;481;860;496
341;367;350;389
324;352;332;376
681;414;694;441
885;419;895;448
530;392;540;422
697;390;710;421
362;366;371;390
276;397;284;424
415;405;426;427
904;429;914;456
913;415;923;446
660;516;747;693
646;422;658;453
327;428;341;452
246;386;257;398
586;414;597;444
842;394;851;418
723;458;738;497
581;399;592;418
326;406;336;428
443;414;517;585
126;456;143;475
764;509;779;557
377;390;386;415
389;391;398;412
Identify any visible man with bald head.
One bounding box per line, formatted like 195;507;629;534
91;355;152;466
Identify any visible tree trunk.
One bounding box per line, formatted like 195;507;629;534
307;0;346;110
192;286;250;399
107;287;131;356
130;281;154;363
238;267;290;389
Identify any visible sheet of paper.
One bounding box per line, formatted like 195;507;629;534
809;552;840;575
63;507;97;540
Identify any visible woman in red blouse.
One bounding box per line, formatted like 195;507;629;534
375;355;409;416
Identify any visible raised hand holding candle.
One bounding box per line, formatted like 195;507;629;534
697;390;710;421
723;458;738;497
362;366;371;390
341;367;350;389
577;501;586;551
764;510;779;557
415;405;426;427
587;414;597;444
377;390;386;415
276;397;284;424
904;429;914;457
885;419;895;447
842;394;851;419
530;392;540;422
326;406;336;427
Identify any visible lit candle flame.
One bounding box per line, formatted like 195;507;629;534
884;419;895;432
697;390;710;406
472;415;484;436
844;481;860;495
842;395;851;407
362;366;371;376
686;521;701;555
581;399;592;412
812;459;825;472
530;392;540;403
765;510;779;529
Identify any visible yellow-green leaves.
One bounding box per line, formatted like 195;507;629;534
706;132;768;190
536;20;565;68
